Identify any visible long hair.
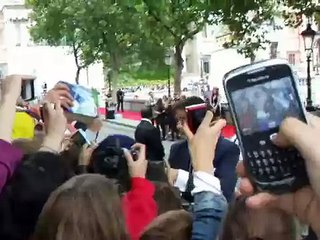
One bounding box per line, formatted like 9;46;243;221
156;98;164;110
140;210;192;240
33;174;128;240
220;197;296;240
210;87;219;103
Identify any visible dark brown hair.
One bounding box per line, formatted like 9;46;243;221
33;174;128;240
140;210;192;240
220;197;296;240
12;138;42;154
153;182;182;215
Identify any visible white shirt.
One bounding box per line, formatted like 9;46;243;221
141;118;152;125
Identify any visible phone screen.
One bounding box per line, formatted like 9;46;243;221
226;63;309;193
59;81;98;118
21;79;35;101
185;103;207;133
71;129;91;146
231;76;304;137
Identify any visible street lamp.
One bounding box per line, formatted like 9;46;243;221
301;23;316;111
164;50;174;97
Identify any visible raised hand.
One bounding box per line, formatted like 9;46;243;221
0;75;23;142
237;116;320;235
41;101;67;152
44;83;73;109
124;143;148;178
188;111;226;173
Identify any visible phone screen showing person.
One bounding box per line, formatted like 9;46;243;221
71;129;91;146
224;60;309;194
59;81;98;118
185;103;207;134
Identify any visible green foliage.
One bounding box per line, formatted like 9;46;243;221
212;0;316;60
135;0;216;93
219;0;278;60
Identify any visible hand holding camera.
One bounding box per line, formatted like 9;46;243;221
124;143;148;178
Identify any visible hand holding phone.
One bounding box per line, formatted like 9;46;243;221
224;59;309;194
185;103;207;134
71;129;91;147
58;81;97;118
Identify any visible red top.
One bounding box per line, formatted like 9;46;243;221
122;177;157;240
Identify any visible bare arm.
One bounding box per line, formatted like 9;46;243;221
0;75;22;143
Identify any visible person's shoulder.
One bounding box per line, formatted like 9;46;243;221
217;136;239;152
170;139;188;151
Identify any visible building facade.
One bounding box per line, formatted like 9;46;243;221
181;14;320;103
0;0;104;97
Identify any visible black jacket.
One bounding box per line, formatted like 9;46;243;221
134;120;165;161
168;137;240;202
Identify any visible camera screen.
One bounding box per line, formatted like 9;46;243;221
231;76;303;135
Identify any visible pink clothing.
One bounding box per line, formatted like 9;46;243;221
0;139;23;193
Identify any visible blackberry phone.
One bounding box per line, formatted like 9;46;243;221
223;59;309;194
185;103;207;134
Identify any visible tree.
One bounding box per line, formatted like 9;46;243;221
213;0;316;62
218;0;279;62
76;0;143;99
27;0;99;84
138;0;216;94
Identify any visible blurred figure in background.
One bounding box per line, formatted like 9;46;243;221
116;88;124;112
154;98;166;140
211;87;221;116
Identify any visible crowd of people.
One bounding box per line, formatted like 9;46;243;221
0;74;319;240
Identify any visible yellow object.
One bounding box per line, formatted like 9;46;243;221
12;112;35;140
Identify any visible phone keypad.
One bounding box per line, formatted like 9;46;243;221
245;147;307;189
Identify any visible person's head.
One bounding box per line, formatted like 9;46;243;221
240;98;250;112
153;182;182;215
162;95;168;102
141;107;153;120
33;174;128;240
140;210;192;240
173;96;206;124
12;138;42;154
0;152;70;240
212;87;219;95
156;98;163;106
220;197;296;240
149;92;154;98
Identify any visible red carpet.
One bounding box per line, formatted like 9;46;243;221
98;108;142;121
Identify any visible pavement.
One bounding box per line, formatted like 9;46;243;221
105;117;139;129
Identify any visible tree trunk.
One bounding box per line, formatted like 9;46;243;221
174;44;184;95
110;53;120;102
75;67;81;85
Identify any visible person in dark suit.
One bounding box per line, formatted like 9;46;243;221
135;107;165;161
168;96;240;202
116;88;124;112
